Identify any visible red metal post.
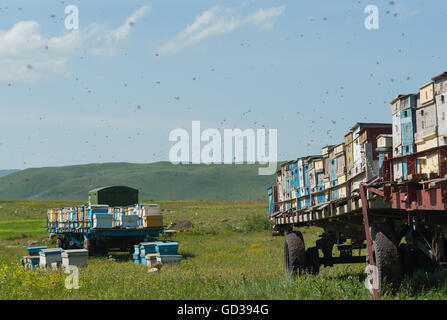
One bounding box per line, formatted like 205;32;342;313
360;183;379;300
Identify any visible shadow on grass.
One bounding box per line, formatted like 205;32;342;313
104;251;195;262
321;266;447;297
400;268;447;293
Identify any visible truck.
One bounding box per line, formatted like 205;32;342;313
47;186;164;256
267;72;447;299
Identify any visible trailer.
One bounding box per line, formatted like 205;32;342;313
47;186;165;255
268;86;447;299
269;146;447;299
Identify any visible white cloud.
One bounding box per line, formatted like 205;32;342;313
88;5;150;57
0;6;150;83
156;6;285;55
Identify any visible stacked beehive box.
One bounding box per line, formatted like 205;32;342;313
344;132;354;180
156;242;182;265
39;248;63;269
298;157;313;208
277;164;288;212
22;246;47;270
433;72;447;146
415;81;439;178
321;146;334;191
134;242;182;266
347;123;392;192
288;160;299;209
376;134;393;175
47;209;58;229
328;143;347;200
390;94;418;181
308;157;325;204
93;213;113;229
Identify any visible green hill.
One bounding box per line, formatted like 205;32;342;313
0;169;19;178
0;162;278;201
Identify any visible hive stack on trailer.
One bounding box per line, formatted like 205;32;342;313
415;82;440;178
141;204;164;228
390;94;418;181
376;134;393;174
289;160;299;209
268;71;447;296
433;72;447;147
47;186;164;255
298;157;313;208
347;123;392;193
309;157;325;205
321;145;334;191
328;143;346;200
277;164;285;212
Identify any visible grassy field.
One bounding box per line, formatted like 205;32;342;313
0;200;447;300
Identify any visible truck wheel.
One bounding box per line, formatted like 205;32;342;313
56;238;63;249
284;231;307;276
84;239;94;256
306;247;320;275
370;223;402;290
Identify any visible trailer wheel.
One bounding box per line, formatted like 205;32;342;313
284;231;306;276
84;239;94;256
306;247;320;275
56;238;63;249
370;223;402;290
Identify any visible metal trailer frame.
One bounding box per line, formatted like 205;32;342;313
48;219;164;255
271;145;447;300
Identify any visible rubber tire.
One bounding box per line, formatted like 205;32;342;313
84;239;94;256
306;247;320;275
370;223;402;291
284;231;307;276
56;238;63;249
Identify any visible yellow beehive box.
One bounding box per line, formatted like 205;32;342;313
314;159;324;170
419;82;434;105
416;152;439;178
416;134;438;152
143;215;163;228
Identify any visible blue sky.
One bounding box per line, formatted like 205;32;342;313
0;0;446;169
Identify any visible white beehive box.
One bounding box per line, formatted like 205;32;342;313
62;249;88;267
120;215;139;229
144;254;182;267
159;255;182;264
93;213;113;229
39;248;62;268
141;204;161;216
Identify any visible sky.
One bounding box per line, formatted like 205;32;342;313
0;0;446;170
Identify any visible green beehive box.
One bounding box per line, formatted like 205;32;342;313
88;186;139;207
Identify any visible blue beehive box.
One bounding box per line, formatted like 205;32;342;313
139;242;157;255
156;242;179;256
29;256;40;270
132;254;140;264
27;246;47;255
